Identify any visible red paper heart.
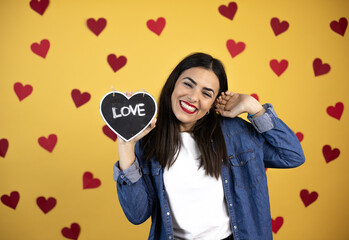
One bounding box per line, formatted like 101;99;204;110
300;189;318;207
218;2;238;20
103;125;117;141
270;18;289;36
38;134;57;152
271;216;284;234
0;138;9;158
330;17;347;36
30;0;49;16
296;132;304;142
31;39;50;58
37;196;56;214
1;191;20;210
87;18;107;36
250;93;259;102
71;89;91;108
62;223;80;240
270;59;288;76
14;82;33;101
313;58;330;77
146;17;166;36
326;102;344;120
226;39;245;58
107;54;127;72
83;172;101;189
322;145;340;163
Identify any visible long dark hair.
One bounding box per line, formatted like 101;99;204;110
141;53;228;178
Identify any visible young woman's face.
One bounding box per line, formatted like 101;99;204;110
171;67;220;132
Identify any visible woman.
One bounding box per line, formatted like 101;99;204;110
113;53;305;240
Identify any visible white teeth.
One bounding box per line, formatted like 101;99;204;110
180;101;196;112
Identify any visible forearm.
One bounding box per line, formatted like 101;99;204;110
118;141;137;170
249;104;305;168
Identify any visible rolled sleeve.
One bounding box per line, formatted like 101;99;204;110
248;103;277;133
113;159;142;185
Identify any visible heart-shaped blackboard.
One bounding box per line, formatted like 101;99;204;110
99;91;157;142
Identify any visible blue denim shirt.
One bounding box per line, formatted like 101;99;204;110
113;104;305;240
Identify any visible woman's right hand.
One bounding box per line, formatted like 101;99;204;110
117;91;157;170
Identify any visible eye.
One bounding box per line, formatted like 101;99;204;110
202;91;212;98
183;82;193;88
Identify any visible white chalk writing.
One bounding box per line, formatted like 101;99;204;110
112;103;146;118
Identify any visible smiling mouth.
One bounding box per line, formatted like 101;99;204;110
180;100;197;114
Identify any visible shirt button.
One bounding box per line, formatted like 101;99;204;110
229;203;232;207
225;180;228;183
233;225;237;229
120;175;124;179
167;212;170;215
169;237;172;239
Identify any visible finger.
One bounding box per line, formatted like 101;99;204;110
217;94;230;104
215;103;225;110
150;118;157;128
219;98;228;105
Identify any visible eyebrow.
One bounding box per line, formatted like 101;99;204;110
183;77;215;94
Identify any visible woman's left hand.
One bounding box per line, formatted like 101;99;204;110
215;91;265;118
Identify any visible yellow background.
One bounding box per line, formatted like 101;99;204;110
1;0;348;239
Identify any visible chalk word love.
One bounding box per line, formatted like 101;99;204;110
99;91;157;142
112;103;145;118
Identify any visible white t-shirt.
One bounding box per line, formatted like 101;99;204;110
163;132;232;240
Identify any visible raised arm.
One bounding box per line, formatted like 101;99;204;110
216;91;305;168
113;91;157;224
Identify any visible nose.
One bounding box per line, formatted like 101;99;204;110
187;89;200;102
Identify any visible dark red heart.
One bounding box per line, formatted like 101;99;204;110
87;18;107;36
37;196;56;214
330;17;347;36
71;89;91;108
326;102;344;120
62;223;80;240
146;17;166;36
300;189;318;207
83;172;101;189
313;58;330;77
1;191;20;210
218;2;238;20
250;93;259;102
296;132;304;142
38;134;57;152
322;145;340;163
271;216;284;234
0;138;9;158
270;59;288;76
31;39;50;58
226;39;245;58
270;18;289;36
29;0;49;15
107;54;127;72
103;125;117;141
14;82;33;101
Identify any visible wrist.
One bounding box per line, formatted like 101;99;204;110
245;95;263;115
248;106;265;118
